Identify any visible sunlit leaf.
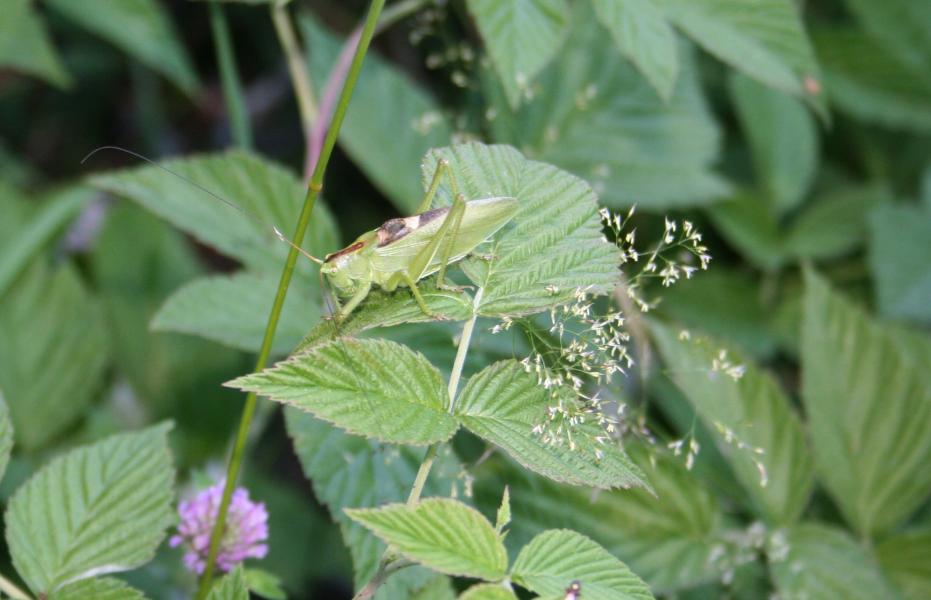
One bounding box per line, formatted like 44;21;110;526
0;0;70;87
48;577;148;600
801;270;931;536
207;567;248;600
6;424;175;594
347;498;508;581
459;583;518;600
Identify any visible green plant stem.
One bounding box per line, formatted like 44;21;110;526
271;0;317;153
195;1;386;597
209;0;252;149
0;574;30;600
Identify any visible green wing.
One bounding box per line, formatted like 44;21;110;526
371;196;517;275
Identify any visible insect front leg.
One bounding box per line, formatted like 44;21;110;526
336;280;372;323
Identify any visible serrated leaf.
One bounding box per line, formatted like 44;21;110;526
467;0;569;109
0;393;12;485
0;262;110;450
592;0;678;100
666;0;822;106
455;361;649;491
89;150;339;274
801;271;931;536
347;498;508;581
422;143;621;316
207;567;248;600
511;529;653;600
242;569;285;600
6;423;175;594
231;338;456;444
152;271;318;354
814;28;931;131
768;524;901;600
0;185;93;297
44;0;198;96
729;74;818;214
868;204;931;323
48;577;148;600
876;528;931;600
479;446;726;593
301;13;452;214
286;409;461;592
0;0;70;87
650;321;813;524
487;3;726;210
459;583;518;600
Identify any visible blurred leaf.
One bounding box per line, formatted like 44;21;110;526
423;143;621;316
232;338;457;444
784;185;887;260
466;0;569;109
842;0;931;74
511;529;653;599
0;0;70;87
0;393;10;486
456;361;649;491
868;204;931;323
347;498;508;581
0;262;110;450
45;0;199;96
729;74;818;215
411;575;457;600
769;523;901;600
90;150;339;274
592;0;678;101
876;528;931;600
459;583;518;600
6;423;175;594
650;321;813;524
0;186;93;297
152;271;318;354
207;567;248;600
659;268;777;359
709;192;784;271
48;577;148;600
488;4;726;210
285;410;461;592
802;271;931;536
666;0;822;107
301;13;453;214
814;29;931;132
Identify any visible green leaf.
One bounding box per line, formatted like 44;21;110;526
842;0;931;74
5;423;175;594
152;271;318;354
708;192;785;271
729;74;818;214
459;583;519;600
801;271;931;536
876;528;931;600
0;185;93;297
0;0;70;87
592;0;678;101
487;3;726;210
347;498;508;581
89;150;339;274
243;569;286;600
784;185;887;260
48;577;148;600
412;575;457;600
666;0;822;105
0;262;110;450
301;13;452;214
44;0;198;96
814;28;931;132
286;410;461;592
0;392;12;485
230;338;456;444
422;143;621;317
769;523;901;600
495;487;510;533
456;361;649;491
511;529;653;600
207;567;249;600
650;321;813;524
466;0;569;109
868;204;931;323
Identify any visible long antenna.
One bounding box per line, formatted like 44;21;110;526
81;146;325;265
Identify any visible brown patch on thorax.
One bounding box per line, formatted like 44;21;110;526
324;241;365;262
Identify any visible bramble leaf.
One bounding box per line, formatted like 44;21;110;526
207;567;249;600
347;498;508;581
48;578;148;600
459;583;519;600
455;361;650;491
802;271;931;536
510;529;653;599
5;424;175;594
